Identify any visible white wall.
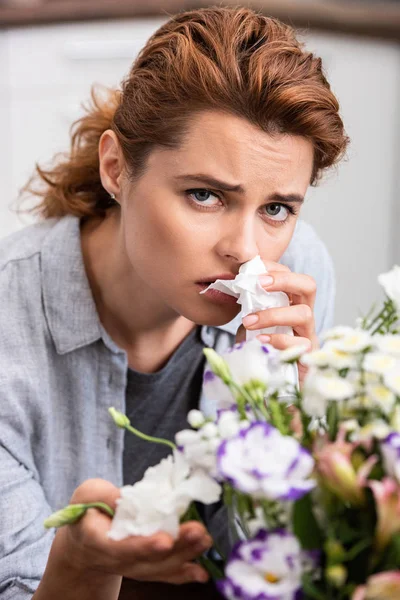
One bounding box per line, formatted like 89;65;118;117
301;32;400;324
0;20;399;326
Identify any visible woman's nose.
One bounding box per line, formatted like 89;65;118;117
215;216;258;264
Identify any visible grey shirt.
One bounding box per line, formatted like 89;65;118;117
123;327;205;485
0;215;335;599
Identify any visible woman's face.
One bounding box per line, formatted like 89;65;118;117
119;111;314;326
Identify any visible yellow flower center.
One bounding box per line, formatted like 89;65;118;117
264;572;280;584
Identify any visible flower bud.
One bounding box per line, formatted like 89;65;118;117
203;348;232;384
324;539;346;565
108;407;130;428
326;565;347;588
201;422;219;439
44;503;87;528
187;409;205;429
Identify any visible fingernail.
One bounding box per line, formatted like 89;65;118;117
258;335;270;343
154;540;172;551
243;314;259;327
186;531;202;542
258;275;273;286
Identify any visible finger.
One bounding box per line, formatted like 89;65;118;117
70;478;121;510
163;563;209;585
132;562;209;585
80;508;174;562
113;521;209;566
258;272;316;308
258;333;312;352
153;534;213;574
261;261;291;273
173;521;210;551
235;324;246;344
243;305;315;339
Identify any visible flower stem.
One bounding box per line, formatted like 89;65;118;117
229;381;262;420
125;423;176;450
198;554;224;581
85;502;115;518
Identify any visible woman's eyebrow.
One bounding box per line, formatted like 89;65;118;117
174;174;244;193
174;174;304;203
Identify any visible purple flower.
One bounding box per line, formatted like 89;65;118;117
203;340;284;412
217;422;315;501
217;529;303;600
381;432;400;484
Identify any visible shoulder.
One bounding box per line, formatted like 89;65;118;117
281;219;334;281
0;219;60;359
0;218;58;272
281;219;335;335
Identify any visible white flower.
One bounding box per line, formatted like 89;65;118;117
217;422;315;501
350;420;391;442
301;349;332;368
176;428;219;475
383;369;400;396
301;368;329;418
187;409;205;429
311;372;355;401
203;340;282;410
218;529;303;600
366;383;396;415
322;326;356;341
278;344;309;363
301;346;358;371
329;330;372;354
378;265;400;308
363;353;398;376
376;335;400;358
217;409;242;439
108;450;221;540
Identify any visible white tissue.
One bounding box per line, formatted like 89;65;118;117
201;255;293;341
201;255;298;395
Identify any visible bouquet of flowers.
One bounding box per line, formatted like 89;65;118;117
46;265;400;599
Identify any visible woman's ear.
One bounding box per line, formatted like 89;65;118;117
99;129;124;202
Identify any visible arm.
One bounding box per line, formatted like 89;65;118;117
33;479;213;600
0;445;55;600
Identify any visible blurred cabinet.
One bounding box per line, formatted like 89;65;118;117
300;33;400;324
0;19;399;324
1;18;166;233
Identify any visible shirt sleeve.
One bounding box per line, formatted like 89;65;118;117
281;219;336;340
0;443;55;599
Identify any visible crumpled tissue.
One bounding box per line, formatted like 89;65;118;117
201;255;298;394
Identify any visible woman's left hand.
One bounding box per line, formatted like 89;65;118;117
235;262;319;385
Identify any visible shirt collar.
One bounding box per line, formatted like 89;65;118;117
41;216;103;354
41;216;237;355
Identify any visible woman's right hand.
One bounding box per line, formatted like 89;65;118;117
37;479;212;600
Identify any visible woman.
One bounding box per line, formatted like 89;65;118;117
0;6;348;600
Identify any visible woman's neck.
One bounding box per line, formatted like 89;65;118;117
80;212;196;373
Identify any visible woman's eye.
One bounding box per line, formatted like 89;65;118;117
264;203;289;221
188;189;220;206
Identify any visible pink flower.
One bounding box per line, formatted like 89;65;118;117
316;428;377;506
369;478;400;552
352;571;400;600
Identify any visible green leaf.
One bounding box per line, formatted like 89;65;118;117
293;493;323;550
344;538;372;561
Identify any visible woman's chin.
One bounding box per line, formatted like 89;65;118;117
184;303;241;328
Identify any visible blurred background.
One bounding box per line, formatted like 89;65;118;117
0;0;399;325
